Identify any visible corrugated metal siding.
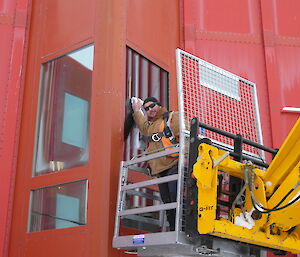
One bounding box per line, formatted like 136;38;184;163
125;47;169;160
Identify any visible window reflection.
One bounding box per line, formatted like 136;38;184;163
29;180;88;232
34;45;94;175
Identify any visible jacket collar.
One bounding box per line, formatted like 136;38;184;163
151;107;168;122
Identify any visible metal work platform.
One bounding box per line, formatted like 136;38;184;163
113;49;268;256
112;143;265;257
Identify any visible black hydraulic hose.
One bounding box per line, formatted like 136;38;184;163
245;165;300;213
251;194;300;214
272;186;299;209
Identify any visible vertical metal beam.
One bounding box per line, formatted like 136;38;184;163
0;0;31;256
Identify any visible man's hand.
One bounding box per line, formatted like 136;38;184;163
132;97;143;112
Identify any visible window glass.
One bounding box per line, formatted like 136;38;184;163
33;44;94;176
62;93;89;148
28;180;88;232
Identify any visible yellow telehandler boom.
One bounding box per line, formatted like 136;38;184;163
187;117;300;254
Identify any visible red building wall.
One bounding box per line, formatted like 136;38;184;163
126;0;183;107
260;0;300;147
6;0;180;257
1;0;299;257
0;0;30;256
184;0;300;149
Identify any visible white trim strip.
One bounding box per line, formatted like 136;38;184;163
282;107;300;113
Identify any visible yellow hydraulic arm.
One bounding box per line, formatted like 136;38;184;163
189;118;300;254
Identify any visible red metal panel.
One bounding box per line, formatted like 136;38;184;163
8;0;97;256
275;46;300;141
276;0;300;36
184;0;300;150
8;0;127;256
127;0;179;64
41;0;95;57
0;0;30;256
201;0;251;33
184;0;273;150
184;1;299;256
260;0;300;148
126;0;182;108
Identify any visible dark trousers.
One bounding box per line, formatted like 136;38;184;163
157;164;178;231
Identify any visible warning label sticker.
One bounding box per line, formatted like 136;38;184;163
132;235;145;245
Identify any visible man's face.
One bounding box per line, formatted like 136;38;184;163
143;101;161;119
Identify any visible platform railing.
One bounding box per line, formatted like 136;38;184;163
113;146;183;243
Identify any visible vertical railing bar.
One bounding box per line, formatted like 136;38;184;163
113;161;128;238
175;49;187;239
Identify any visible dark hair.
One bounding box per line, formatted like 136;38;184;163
124;98;135;140
143;97;160;107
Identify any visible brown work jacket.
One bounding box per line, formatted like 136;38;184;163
133;107;179;175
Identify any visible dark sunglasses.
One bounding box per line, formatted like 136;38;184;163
144;102;157;111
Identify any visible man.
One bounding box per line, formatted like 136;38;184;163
132;97;179;231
